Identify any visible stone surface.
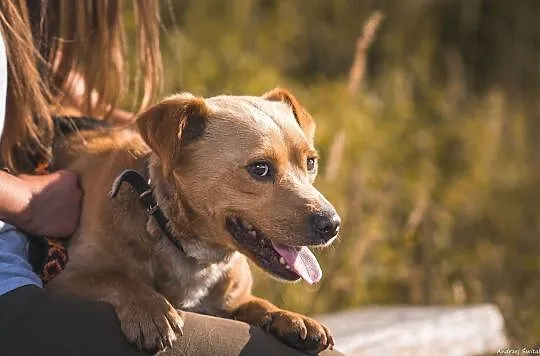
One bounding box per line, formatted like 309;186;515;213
316;304;507;356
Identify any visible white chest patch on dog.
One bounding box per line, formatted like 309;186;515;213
152;240;239;310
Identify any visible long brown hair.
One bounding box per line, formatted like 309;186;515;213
0;0;162;173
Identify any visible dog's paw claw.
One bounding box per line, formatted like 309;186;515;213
115;297;184;352
262;310;334;353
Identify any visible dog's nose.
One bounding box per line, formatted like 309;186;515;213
310;213;341;241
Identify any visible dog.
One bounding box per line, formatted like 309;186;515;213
48;88;341;353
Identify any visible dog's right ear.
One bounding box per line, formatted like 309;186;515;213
137;93;208;174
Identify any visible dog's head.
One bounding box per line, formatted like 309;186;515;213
137;88;341;284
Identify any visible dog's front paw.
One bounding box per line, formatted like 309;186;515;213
115;296;184;352
260;310;334;353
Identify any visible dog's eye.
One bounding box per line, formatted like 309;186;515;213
307;157;317;172
247;162;274;180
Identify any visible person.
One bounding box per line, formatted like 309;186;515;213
0;1;344;355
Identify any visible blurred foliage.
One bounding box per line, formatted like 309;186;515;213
133;0;540;344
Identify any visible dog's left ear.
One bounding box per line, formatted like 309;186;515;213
262;88;315;141
137;93;208;174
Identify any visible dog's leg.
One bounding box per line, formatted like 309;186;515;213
47;271;184;352
232;295;334;353
204;257;334;353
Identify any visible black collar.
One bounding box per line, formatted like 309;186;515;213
109;169;187;255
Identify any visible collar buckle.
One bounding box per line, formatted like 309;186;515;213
110;169;186;255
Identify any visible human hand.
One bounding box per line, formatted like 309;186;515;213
10;170;83;237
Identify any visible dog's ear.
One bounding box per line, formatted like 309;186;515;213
262;88;315;141
137;93;208;174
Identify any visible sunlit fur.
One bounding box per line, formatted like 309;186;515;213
48;88;339;353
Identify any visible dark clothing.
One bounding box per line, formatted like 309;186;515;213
0;285;344;356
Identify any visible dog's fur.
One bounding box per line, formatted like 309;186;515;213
48;89;340;353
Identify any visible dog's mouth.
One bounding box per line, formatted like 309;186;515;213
225;217;322;284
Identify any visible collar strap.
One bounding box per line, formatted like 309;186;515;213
110;169;186;255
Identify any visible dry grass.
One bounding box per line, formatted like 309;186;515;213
347;11;384;95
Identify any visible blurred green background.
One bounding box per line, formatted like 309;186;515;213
135;0;540;345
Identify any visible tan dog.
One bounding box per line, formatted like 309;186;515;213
48;89;341;353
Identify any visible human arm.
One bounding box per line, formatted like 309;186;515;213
0;28;80;238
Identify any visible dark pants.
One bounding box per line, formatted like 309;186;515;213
0;285;344;356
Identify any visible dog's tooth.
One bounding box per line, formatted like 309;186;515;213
238;219;253;230
285;265;291;270
279;257;286;265
249;230;257;237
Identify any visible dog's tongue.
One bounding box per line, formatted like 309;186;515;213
271;243;322;284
